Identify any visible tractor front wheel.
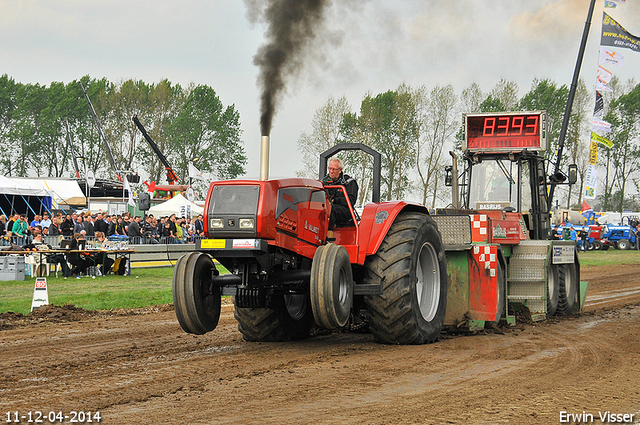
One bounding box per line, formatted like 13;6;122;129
173;252;221;335
364;212;447;345
310;243;354;329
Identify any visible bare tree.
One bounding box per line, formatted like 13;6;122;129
415;84;459;207
297;96;352;178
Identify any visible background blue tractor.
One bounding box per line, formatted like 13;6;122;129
601;216;640;250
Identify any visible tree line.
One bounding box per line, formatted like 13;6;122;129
297;77;640;212
0;74;247;194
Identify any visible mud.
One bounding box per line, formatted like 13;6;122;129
1;263;639;424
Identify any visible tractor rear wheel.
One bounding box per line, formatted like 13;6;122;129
618;239;630;250
310;243;354;329
557;263;578;315
173;252;221;335
363;212;447;345
234;295;313;342
547;264;560;317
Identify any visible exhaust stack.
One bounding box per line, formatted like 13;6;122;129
260;135;270;181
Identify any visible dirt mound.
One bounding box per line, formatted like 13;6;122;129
0;303;177;330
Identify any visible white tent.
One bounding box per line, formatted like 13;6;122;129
0;176;48;197
148;193;204;218
10;177;85;206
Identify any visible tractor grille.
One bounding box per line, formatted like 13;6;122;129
210;185;260;214
208;185;260;237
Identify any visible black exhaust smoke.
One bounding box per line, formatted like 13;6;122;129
247;0;330;137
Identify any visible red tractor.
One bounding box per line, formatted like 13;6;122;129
173;142;448;344
173;111;586;344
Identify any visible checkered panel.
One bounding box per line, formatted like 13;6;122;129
472;244;498;277
470;214;488;242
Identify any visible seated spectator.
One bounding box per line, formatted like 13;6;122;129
67;233;91;277
141;216;159;244
24;229;71;277
161;221;176;243
90;232;114;275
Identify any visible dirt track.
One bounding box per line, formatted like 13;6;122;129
1;263;640;425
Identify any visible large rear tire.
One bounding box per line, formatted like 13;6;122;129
618;239;630;250
547;264;560;317
173;252;221;335
557;263;578;315
310;243;354;329
363;212;447;345
234;295;313;342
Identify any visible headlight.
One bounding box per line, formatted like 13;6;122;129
239;218;255;229
210;218;224;228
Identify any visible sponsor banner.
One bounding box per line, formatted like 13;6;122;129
600;46;624;67
584;164;598;199
601;12;640;53
588;140;599;165
591;131;614;148
593;118;612;133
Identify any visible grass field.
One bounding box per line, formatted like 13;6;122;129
578;248;640;267
1;248;638;316
0;267;175;316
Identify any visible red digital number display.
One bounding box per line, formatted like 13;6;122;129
465;112;546;151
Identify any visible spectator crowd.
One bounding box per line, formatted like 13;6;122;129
1;211;206;246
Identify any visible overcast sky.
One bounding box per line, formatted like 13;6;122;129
2;0;640;181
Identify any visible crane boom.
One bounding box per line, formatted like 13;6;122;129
78;81;122;182
64;119;81;179
132;115;179;185
548;0;596;209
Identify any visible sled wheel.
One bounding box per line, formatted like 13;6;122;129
547;264;560;317
173;252;221;335
557;262;578;315
234;294;313;342
364;212;447;344
310;243;354;329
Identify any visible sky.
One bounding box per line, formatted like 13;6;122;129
2;0;640;184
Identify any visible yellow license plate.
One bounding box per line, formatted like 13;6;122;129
200;239;226;249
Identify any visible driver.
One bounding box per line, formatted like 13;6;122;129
322;158;358;237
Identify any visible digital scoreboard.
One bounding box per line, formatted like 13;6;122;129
463;111;547;152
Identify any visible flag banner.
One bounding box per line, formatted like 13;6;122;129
600;46;624;67
123;176;136;207
593;118;612;133
594;91;604;116
582;200;593;213
604;0;617;8
601;12;640;53
591;131;614;148
596;79;614;92
597;65;613;83
588;140;599;165
584;164;598;199
189;162;206;181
